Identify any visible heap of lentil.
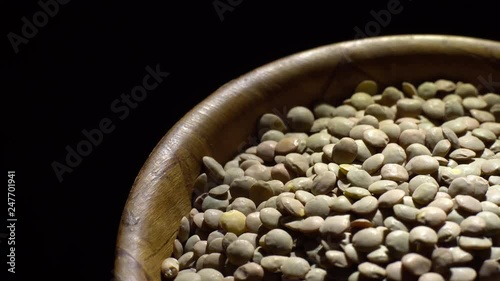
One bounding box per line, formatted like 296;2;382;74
162;80;500;281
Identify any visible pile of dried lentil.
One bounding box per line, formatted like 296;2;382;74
162;80;500;281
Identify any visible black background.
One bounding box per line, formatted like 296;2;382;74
3;1;499;280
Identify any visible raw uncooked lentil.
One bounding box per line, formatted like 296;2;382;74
163;80;500;281
402;253;432;275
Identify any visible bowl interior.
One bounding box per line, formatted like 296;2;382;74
114;35;500;281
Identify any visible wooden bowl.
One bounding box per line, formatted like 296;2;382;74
114;34;500;281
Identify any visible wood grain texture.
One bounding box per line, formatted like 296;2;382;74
114;35;500;281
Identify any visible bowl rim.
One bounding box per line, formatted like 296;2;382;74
114;34;500;281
